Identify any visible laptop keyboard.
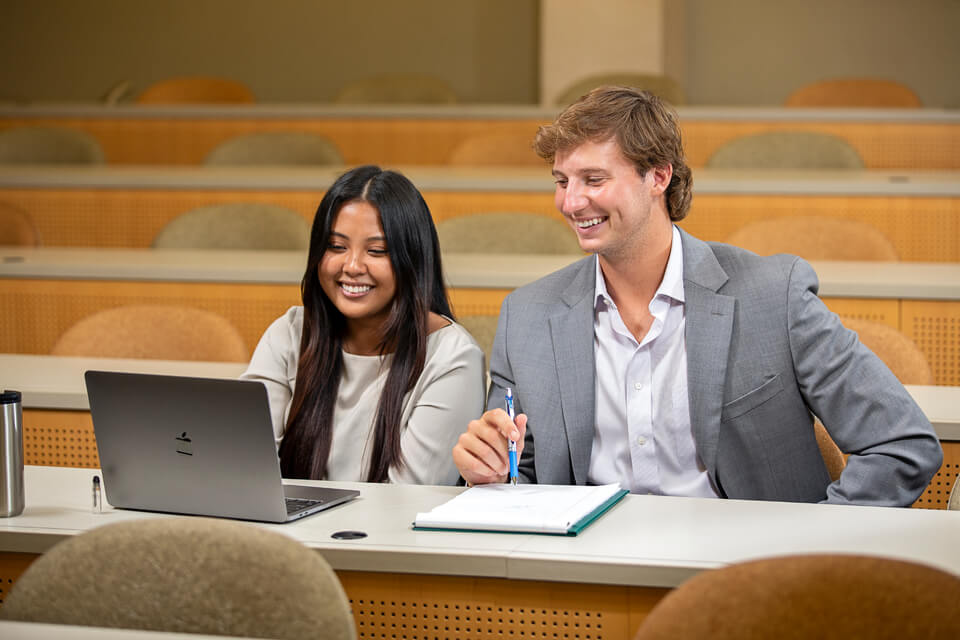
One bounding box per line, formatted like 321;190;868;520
285;497;322;514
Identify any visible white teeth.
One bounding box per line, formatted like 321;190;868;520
576;218;604;228
341;284;372;294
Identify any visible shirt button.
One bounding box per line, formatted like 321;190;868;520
637;436;647;446
634;382;643;391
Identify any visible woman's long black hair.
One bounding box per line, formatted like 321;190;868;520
279;165;453;481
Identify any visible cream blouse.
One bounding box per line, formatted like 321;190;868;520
241;306;485;484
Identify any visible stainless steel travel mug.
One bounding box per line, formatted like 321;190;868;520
0;390;25;517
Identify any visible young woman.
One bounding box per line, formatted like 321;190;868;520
242;165;485;484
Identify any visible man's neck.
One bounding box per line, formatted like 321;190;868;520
599;218;674;309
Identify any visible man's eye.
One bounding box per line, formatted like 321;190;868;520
586;177;605;185
554;179;568;187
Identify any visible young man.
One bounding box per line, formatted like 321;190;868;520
452;86;941;505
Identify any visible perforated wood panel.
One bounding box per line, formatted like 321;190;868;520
822;298;901;329
0;552;39;607
681;196;960;262
2;117;958;169
902;301;960;386
337;571;667;640
23;409;99;468
448;288;510;319
0;188;560;248
913;441;960;509
681;121;960;170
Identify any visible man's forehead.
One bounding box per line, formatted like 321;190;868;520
553;138;629;172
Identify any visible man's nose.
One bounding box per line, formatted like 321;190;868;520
560;183;587;215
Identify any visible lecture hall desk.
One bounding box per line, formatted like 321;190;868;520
0;165;958;262
0;465;958;640
2;247;959;387
1;103;958;169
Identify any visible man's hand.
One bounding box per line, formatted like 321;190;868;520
452;408;528;486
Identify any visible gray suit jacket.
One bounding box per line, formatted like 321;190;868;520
486;228;942;505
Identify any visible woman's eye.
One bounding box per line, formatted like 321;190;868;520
368;248;388;256
327;243;346;252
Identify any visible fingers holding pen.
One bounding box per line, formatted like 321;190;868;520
453;409;527;485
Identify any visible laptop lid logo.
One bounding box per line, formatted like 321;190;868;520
175;432;193;456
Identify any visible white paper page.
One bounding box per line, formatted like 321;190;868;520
414;483;623;534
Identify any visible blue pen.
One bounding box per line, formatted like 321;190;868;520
505;387;518;485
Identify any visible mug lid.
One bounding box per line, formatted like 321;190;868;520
1;390;21;404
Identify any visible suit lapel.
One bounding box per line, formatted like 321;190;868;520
550;256;597;485
680;229;735;487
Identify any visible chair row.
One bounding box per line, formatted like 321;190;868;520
3;516;957;638
120;73;927;109
0;124;880;169
0;200;925;265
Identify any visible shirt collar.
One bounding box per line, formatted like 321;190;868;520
594;225;686;309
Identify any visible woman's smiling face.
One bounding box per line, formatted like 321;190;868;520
318;199;397;329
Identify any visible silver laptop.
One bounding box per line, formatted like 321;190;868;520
85;370;359;523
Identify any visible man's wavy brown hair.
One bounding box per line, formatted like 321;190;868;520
533;86;693;221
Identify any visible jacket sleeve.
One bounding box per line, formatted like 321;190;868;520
786;258;942;506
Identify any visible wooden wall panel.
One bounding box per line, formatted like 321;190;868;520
1;117;957;169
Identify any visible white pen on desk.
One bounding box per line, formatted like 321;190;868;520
505;388;518;485
92;475;102;513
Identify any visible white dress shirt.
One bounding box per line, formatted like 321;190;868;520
588;226;720;497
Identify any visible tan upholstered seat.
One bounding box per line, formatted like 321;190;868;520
0;126;105;164
726;217;898;262
0;201;40;246
204;131;344;166
633;554;960;639
333;73;458;104
705;131;864;169
448;133;543;166
458;315;498;366
50;305;249;362
153;202;310;250
554;73;685;106
842;318;934;385
137;76;255;104
1;518;356;640
785;77;922;108
437;212;582;255
949;476;960;511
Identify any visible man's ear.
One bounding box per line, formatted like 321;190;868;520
650;165;673;195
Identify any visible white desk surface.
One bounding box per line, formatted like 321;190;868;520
0;165;957;196
3;354;957;441
3;103;958;123
1;466;958;590
2;247;959;300
0;621;258;640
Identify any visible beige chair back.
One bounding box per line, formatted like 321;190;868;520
448;133;543;166
137;75;255;104
785;77;922;108
0;201;40;246
153;202;311;250
706;131;864;169
633;554;960;639
205;131;343;166
949;476;960;511
2;517;356;640
334;73;458;104
0;126;105;164
50;305;249;362
842;318;934;385
437;212;581;255
554;73;685;106
726;216;898;261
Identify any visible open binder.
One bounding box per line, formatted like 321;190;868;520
413;483;627;536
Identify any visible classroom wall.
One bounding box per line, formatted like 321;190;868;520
0;0;540;104
683;0;960;107
2;0;958;107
